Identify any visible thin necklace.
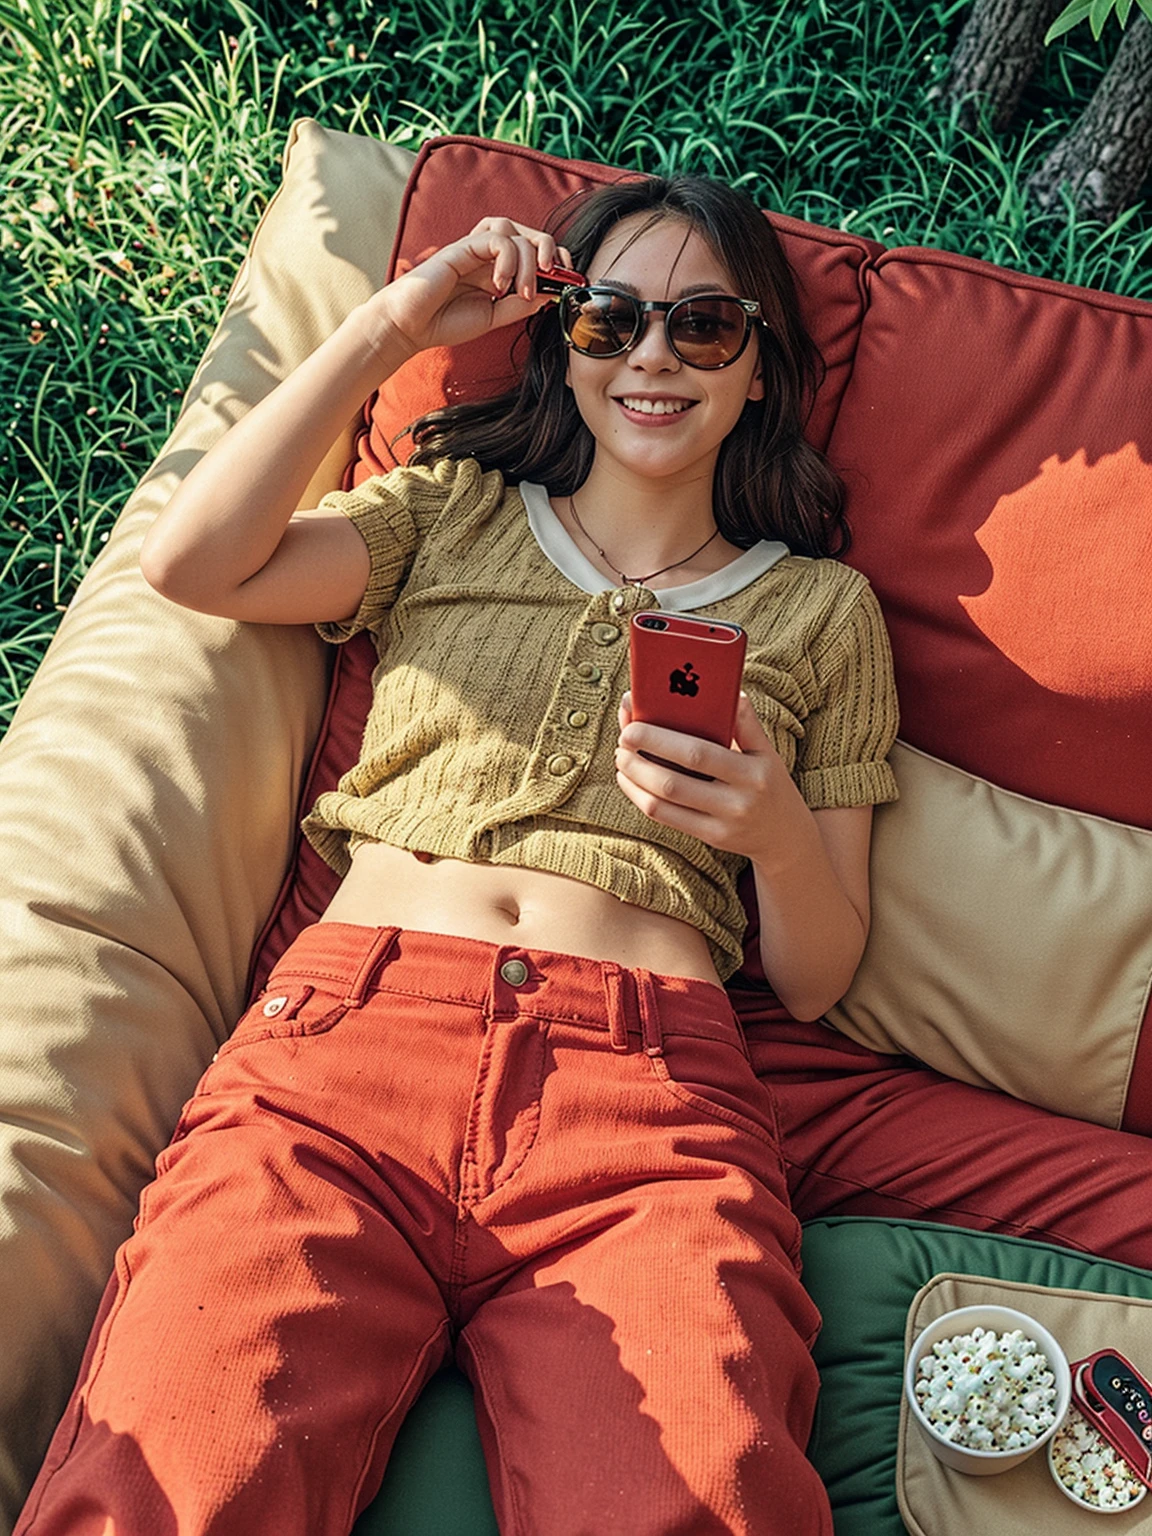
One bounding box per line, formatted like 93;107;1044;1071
567;493;721;588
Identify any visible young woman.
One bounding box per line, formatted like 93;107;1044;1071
18;176;897;1536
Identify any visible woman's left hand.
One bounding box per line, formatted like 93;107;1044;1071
615;691;788;863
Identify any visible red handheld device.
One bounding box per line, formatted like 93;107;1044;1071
629;611;747;779
535;264;586;295
1071;1350;1152;1489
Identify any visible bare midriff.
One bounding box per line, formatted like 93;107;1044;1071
319;841;722;984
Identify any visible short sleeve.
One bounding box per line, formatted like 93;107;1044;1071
794;579;900;810
312;475;422;644
313;458;490;643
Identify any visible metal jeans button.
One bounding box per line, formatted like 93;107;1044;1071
499;959;529;986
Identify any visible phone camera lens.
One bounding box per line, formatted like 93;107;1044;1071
637;615;668;630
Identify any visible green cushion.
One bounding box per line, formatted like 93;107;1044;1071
354;1217;1152;1534
802;1217;1152;1534
352;1371;497;1536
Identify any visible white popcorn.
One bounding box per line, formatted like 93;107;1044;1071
913;1326;1059;1452
1050;1406;1146;1509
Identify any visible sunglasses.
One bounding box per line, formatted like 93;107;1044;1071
558;286;762;370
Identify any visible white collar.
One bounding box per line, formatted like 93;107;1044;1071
518;481;788;611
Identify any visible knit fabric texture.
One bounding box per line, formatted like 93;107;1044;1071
302;457;899;979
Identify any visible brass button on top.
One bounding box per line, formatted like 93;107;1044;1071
566;709;589;729
547;753;575;776
611;591;628;613
499;959;529;986
590;622;621;646
575;662;602;683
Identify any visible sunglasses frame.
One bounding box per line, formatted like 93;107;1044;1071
558;286;763;370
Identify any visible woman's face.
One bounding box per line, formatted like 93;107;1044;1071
565;213;764;490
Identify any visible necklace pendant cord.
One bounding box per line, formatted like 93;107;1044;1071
568;493;720;589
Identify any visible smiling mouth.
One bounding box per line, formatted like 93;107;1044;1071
616;396;695;416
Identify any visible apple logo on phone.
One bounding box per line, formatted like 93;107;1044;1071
669;662;700;698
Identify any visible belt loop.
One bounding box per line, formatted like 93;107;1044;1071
343;927;401;1009
635;972;664;1057
602;964;631;1053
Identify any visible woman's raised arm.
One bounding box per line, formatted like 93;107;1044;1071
139;219;569;625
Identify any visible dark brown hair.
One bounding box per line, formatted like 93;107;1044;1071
408;175;849;557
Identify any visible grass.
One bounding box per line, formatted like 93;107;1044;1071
1;0;1149;725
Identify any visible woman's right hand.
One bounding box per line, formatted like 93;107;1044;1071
142;219;572;625
363;217;574;361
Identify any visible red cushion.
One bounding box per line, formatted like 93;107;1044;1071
831;248;1152;828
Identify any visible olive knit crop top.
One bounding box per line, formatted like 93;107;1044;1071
302;456;899;980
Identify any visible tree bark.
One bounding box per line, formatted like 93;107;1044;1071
1027;14;1152;221
940;0;1064;130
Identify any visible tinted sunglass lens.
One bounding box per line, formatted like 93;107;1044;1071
563;290;637;355
668;298;748;367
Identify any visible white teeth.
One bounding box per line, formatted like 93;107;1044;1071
620;397;692;416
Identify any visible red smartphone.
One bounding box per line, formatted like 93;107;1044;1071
629;611;747;779
535;263;586;294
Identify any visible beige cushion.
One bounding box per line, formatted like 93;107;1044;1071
827;741;1152;1129
0;119;414;1528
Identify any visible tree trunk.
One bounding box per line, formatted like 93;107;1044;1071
1027;15;1152;221
939;0;1064;131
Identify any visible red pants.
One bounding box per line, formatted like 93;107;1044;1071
19;925;831;1536
734;987;1152;1266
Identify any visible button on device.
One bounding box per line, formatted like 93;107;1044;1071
500;959;529;986
547;753;575;776
566;710;589;728
262;996;289;1018
591;623;620;645
575;662;602;683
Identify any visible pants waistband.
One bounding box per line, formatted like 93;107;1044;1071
264;923;743;1058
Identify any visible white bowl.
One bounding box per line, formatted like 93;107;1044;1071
905;1304;1071;1475
1048;1406;1148;1514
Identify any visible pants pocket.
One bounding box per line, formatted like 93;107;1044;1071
647;1033;783;1148
217;982;349;1057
